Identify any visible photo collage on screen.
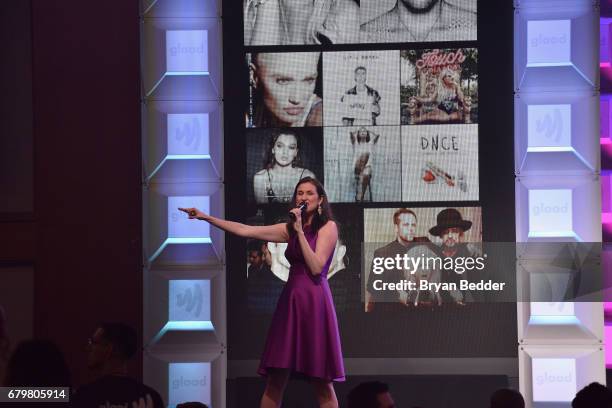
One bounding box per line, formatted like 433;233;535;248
241;0;479;313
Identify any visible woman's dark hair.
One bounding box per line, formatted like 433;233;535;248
262;130;303;169
287;177;334;236
4;339;71;387
355;127;371;143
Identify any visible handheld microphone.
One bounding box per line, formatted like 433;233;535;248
289;201;307;221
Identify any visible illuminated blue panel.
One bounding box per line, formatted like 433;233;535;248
529;302;578;325
149;320;214;345
167;113;210;156
166;30;208;74
531;301;575;316
167;196;210;239
527;20;571;67
528;189;574;238
168;362;211;408
531;358;577;402
527;104;571;151
169;279;211;322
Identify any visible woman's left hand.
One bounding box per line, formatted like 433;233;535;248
290;208;303;233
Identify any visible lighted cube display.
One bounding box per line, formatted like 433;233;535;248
169;280;211;322
531;358;577;402
167;196;210;239
527;20;571;67
528;189;573;238
168;362;211;407
527;104;571;151
167;113;210;156
166;30;209;73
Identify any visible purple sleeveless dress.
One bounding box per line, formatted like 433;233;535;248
258;225;346;382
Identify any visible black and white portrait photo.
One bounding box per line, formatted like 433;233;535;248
246;128;324;204
246;52;323;128
324;126;401;203
244;0;361;46
323;50;400;126
360;0;477;43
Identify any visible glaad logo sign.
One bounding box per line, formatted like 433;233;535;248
167;113;209;156
174;117;202;151
527;20;571;65
170;42;205;57
535;371;573;386
530;33;568;48
536;108;562;144
528;189;573;236
172;376;207;390
176;284;203;317
165;30;208;73
532;202;568;217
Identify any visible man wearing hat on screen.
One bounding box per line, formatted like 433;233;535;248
429;208;474;305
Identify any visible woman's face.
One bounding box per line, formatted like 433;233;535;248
357;128;368;143
272;134;298;167
442;73;455;87
254;53;320;125
426;83;436;95
295;181;322;212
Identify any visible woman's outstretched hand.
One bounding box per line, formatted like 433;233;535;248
178;207;206;220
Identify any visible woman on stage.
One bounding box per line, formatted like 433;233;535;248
179;177;344;408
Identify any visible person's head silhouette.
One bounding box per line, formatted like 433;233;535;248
4;339;71;387
572;382;612;408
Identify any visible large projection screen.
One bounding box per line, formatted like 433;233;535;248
224;0;516;361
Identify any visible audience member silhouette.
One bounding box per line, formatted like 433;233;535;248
572;382;612;408
3;339;71;387
177;403;209;408
71;322;164;408
490;388;525;408
347;381;395;408
3;339;71;407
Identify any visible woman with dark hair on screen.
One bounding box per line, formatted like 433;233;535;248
180;177;344;408
253;130;316;204
350;127;380;202
244;0;360;45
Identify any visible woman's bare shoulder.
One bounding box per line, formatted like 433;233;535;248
321;220;338;233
